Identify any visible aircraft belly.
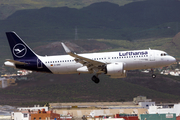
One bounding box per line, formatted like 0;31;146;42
125;61;145;70
131;60;170;69
48;63;81;74
155;60;169;67
125;61;155;70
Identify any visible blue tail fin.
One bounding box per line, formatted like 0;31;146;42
5;31;52;73
6;31;37;61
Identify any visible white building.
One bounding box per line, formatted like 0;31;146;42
12;111;30;120
12;106;48;120
0;78;8;88
0;115;11;120
17;106;48;111
139;102;155;109
90;110;108;117
148;104;180;116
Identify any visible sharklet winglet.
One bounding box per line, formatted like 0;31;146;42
61;42;71;53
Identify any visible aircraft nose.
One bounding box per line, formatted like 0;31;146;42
170;56;176;63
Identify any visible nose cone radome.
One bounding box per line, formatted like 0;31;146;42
169;56;176;64
172;57;176;62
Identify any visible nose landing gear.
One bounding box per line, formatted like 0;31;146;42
151;69;156;78
152;74;156;78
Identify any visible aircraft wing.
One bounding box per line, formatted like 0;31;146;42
61;43;105;72
5;59;27;65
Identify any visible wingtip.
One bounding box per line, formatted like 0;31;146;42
61;42;71;53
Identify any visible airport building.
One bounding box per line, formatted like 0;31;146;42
12;106;64;120
148;104;180;116
2;96;180;120
49;102;149;118
49;96;154;118
0;78;16;88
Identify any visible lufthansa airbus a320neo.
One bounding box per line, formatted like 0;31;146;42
4;32;176;83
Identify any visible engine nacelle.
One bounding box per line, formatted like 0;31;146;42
106;62;127;78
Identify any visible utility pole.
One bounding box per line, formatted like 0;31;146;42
75;26;78;40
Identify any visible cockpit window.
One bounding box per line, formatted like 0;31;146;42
161;53;168;56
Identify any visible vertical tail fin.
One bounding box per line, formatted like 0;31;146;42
6;31;37;61
5;31;52;73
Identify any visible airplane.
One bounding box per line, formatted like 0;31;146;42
4;31;176;83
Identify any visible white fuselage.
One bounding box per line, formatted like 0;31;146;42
38;49;176;74
4;31;177;83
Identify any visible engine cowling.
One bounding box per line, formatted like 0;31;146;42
105;62;127;78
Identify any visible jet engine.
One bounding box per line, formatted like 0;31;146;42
105;62;127;78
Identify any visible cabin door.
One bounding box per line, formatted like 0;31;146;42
37;59;43;68
149;51;155;61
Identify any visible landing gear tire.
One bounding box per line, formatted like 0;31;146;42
91;75;100;84
152;74;156;78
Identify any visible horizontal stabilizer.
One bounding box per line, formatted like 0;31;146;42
6;59;27;65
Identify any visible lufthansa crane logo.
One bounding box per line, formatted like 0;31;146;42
13;43;27;58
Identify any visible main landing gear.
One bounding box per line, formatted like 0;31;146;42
151;68;156;78
91;75;100;84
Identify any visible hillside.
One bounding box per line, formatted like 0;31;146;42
172;32;180;55
1;0;180;67
1;0;180;65
0;38;180;106
0;1;180;42
0;0;144;20
0;71;180;106
1;1;180;106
